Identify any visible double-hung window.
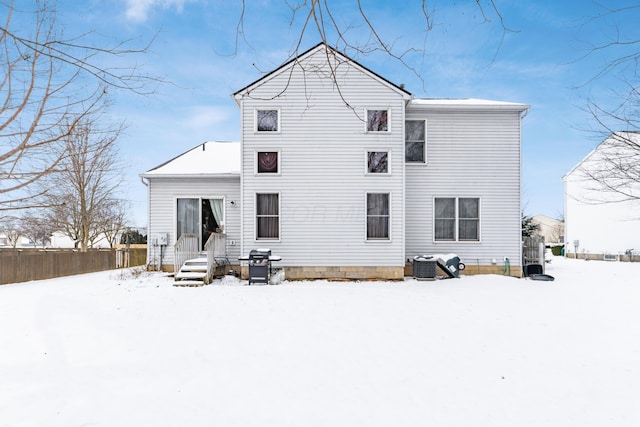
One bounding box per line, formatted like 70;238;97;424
434;197;480;241
405;120;426;163
366;193;390;240
256;193;279;240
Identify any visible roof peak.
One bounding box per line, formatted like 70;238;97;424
233;41;411;99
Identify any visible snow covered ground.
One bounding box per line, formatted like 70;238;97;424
1;256;639;427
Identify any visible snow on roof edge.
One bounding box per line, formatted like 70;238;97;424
410;98;529;110
141;141;241;177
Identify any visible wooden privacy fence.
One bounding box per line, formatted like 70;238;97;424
0;248;147;285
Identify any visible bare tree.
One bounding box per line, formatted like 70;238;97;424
561;5;640;204
92;198;129;248
45;193;81;248
235;1;510;60
18;214;54;248
39;116;124;252
233;0;512;108
0;0;155;213
0;217;22;247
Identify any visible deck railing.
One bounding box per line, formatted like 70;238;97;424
173;233;199;274
204;232;227;282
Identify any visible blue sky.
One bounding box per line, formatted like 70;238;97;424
54;0;640;227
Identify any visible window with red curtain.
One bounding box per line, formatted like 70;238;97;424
257;151;278;173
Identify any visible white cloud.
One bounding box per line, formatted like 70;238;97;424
125;0;191;23
182;105;235;132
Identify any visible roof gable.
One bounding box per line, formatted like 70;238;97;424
563;131;640;180
141;141;240;177
233;42;412;101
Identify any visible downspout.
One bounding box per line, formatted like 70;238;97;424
140;176;152;270
519;107;529;277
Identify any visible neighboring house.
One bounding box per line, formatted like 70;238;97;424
49;231;114;249
563;131;640;259
0;231;119;249
532;214;564;244
0;231;50;248
142;43;529;278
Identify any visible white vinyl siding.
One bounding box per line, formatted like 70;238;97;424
146;176;241;265
238;47;406;267
404;107;522;266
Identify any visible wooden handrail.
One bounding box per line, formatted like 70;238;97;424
204;232;227;283
173;233;199;275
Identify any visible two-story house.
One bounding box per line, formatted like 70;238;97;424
141;43;529;279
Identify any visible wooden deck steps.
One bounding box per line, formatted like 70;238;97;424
174;257;208;285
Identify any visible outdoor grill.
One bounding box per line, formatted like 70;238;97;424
248;248;272;285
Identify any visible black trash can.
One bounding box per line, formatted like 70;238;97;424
525;264;543;277
413;256;437;280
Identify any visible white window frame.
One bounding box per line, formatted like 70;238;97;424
255;192;281;241
433;197;481;243
365;192;392;241
254;149;281;175
365;108;391;133
405;119;427;164
254;108;281;133
365;150;391;175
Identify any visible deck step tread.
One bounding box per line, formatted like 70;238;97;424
173;280;207;287
175;271;207;280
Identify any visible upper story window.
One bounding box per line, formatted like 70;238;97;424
256;109;279;132
256;151;279;174
366;109;389;132
434;197;480;242
367;151;389;174
405;120;426;163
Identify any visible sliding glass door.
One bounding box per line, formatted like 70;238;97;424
177;197;224;250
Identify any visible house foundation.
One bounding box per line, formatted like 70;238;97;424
241;265;405;281
404;263;522;278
